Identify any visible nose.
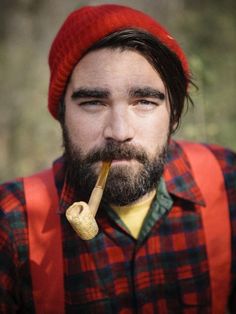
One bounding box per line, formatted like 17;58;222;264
103;106;135;143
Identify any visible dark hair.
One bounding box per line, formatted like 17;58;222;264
59;28;193;132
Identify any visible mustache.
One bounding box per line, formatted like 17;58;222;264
81;141;149;165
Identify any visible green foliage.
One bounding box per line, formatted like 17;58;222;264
173;0;236;148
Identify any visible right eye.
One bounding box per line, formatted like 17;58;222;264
78;100;106;112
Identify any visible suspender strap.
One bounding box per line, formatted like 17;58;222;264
24;169;64;314
180;142;231;314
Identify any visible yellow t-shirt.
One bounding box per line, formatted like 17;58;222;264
111;190;156;239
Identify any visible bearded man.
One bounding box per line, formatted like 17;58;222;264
0;4;235;314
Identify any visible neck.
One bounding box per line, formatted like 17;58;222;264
110;189;156;209
110;189;157;239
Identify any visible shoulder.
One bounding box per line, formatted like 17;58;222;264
0;178;28;265
174;140;236;205
0;177;26;241
204;144;236;207
170;140;236;196
0;178;25;215
197;143;236;191
203;143;236;170
172;140;236;171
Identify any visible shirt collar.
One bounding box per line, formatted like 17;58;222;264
53;140;205;214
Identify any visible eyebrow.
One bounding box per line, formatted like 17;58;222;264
71;86;165;101
129;87;165;100
71;88;110;100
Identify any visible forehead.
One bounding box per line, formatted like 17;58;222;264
69;48;165;94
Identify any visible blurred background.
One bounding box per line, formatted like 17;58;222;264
0;0;235;182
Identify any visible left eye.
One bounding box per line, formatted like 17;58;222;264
138;100;155;105
135;99;158;109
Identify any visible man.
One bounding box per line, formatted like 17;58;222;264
0;4;235;313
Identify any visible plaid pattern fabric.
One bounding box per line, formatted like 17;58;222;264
0;140;235;313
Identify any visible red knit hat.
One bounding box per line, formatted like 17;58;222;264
48;4;189;119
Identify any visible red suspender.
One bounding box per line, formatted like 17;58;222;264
180;142;231;314
24;169;64;314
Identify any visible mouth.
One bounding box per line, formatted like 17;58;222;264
111;159;139;166
93;159;138;171
112;159;130;163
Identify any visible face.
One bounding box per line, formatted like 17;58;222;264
63;48;170;205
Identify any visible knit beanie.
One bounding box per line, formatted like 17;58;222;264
48;4;189;119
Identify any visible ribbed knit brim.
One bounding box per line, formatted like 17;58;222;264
48;4;189;119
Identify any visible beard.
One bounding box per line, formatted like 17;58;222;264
62;125;168;206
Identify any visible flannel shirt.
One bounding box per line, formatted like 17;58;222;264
0;140;236;313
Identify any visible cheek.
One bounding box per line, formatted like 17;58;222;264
140;109;170;143
65;111;103;153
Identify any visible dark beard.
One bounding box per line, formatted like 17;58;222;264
62;125;167;206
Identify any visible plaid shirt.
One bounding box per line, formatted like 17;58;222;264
0;140;236;313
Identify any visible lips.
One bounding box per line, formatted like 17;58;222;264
111;159;138;165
